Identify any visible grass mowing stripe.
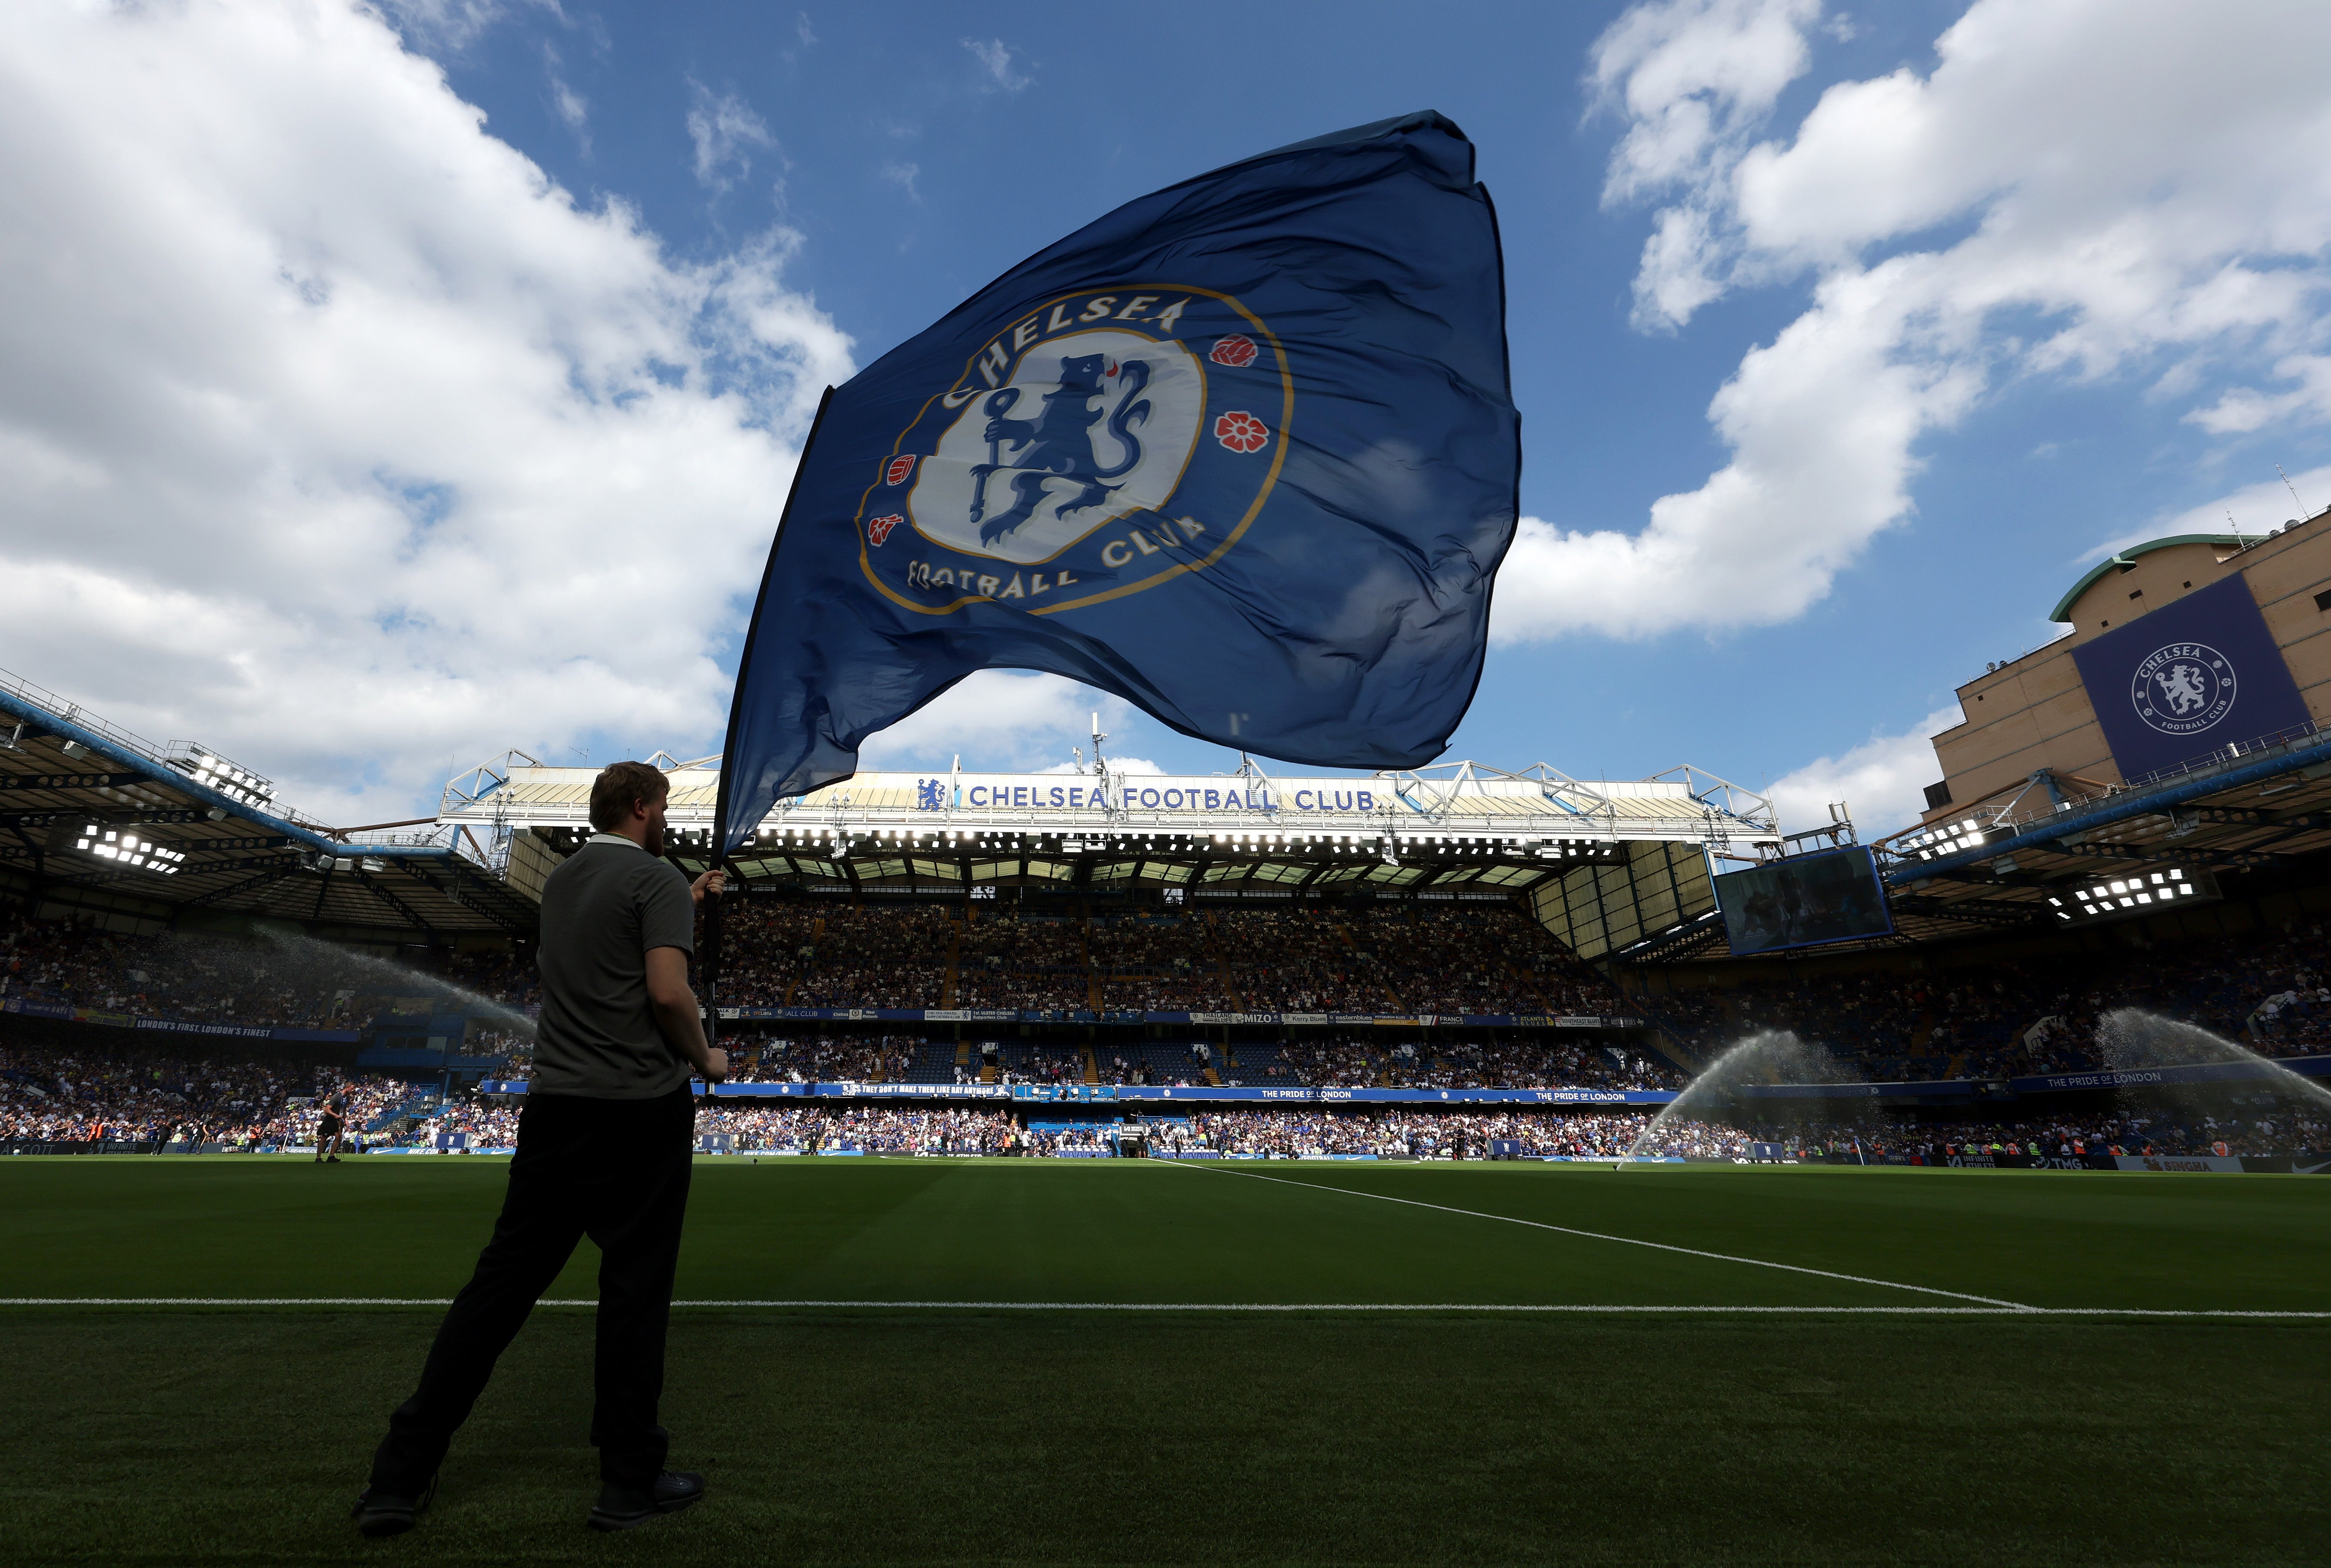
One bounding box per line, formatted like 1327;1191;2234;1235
7;1298;2327;1316
1169;1159;2038;1310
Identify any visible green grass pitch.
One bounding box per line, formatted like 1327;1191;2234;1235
0;1156;2324;1566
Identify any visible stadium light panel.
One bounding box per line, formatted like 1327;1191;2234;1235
73;824;186;876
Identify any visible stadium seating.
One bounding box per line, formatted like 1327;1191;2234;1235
1652;920;2331;1081
13;896;2331;1118
5;1024;2323;1157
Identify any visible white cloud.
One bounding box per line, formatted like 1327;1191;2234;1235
960;38;1031;93
547;58;589;156
1588;0;1819;328
880;161;920;203
374;0;550;51
2088;462;2331;561
686;82;774;190
1036;757;1163;777
1496;0;2331;644
1766;705;1962;840
854;671;1138;775
2187;355;2331;435
0;1;852;822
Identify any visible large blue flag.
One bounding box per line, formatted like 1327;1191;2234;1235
716;110;1517;853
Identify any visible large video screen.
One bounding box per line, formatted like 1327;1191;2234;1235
1712;846;1894;957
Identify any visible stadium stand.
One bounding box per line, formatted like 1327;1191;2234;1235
6;657;2329;1162
1650;919;2331;1081
6;1020;2326;1159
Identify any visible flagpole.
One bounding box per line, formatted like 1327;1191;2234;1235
706;385;838;1062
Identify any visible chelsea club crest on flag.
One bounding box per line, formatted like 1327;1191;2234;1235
717;110;1520;853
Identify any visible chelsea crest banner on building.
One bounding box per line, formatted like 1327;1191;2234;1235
715;111;1519;853
2070;574;2311;780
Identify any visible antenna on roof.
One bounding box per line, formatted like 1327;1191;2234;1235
1089;712;1107;776
2278;464;2314;520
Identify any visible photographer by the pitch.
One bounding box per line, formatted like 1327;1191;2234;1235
354;761;727;1536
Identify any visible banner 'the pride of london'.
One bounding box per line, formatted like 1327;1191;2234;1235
717;111;1519;853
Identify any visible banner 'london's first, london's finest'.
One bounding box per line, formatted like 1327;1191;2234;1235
717;111;1518;853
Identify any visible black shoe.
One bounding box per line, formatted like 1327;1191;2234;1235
351;1475;436;1538
327;1156;342;1163
587;1471;705;1532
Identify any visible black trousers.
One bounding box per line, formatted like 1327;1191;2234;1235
369;1084;695;1493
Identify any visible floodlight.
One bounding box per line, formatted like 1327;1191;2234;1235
72;824;185;876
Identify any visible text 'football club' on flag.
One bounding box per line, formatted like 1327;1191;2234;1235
717;110;1520;854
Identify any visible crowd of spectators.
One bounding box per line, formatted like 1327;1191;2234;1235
1213;907;1386;1012
0;1039;306;1145
412;1099;523;1148
1748;1109;2329;1159
705;901;1640;1021
0;1040;436;1149
1098;974;1240;1012
1232;1037;1683;1091
958;913;1085;970
2;899;1639;1033
1145;1108;1750;1159
994;1046;1085;1086
1087;916;1205;971
20;894;2331;1106
955;970;1089;1011
692;1104;1019;1154
724;1034;922;1083
0;910;536;1030
1646;921;2331;1084
8;1020;2323;1157
786;905;950;1008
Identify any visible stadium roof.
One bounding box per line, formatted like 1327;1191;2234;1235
1620;719;2331;963
0;667;536;940
440;754;1780;902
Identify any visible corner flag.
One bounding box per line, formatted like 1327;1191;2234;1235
716;110;1518;854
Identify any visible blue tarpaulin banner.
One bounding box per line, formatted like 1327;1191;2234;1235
2069;574;2310;779
717;110;1517;851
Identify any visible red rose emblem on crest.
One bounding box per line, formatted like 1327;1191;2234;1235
883;455;916;486
1210;334;1258;369
1213;411;1269;454
866;514;903;546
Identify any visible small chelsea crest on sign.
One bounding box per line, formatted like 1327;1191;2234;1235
857;286;1289;617
2132;641;2237;735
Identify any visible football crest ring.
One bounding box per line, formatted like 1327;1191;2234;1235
857;286;1292;617
2131;642;2237;735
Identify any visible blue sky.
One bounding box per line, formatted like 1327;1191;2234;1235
4;0;2328;834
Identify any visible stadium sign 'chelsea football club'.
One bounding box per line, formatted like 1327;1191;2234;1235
912;775;1384;814
856;286;1292;616
2131;642;2237;735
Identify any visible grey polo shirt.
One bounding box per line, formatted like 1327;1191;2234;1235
532;833;696;1099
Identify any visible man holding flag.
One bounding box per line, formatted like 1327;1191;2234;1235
355;107;1516;1538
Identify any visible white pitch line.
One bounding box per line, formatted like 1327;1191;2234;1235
1163;1160;2034;1310
0;1298;2325;1318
